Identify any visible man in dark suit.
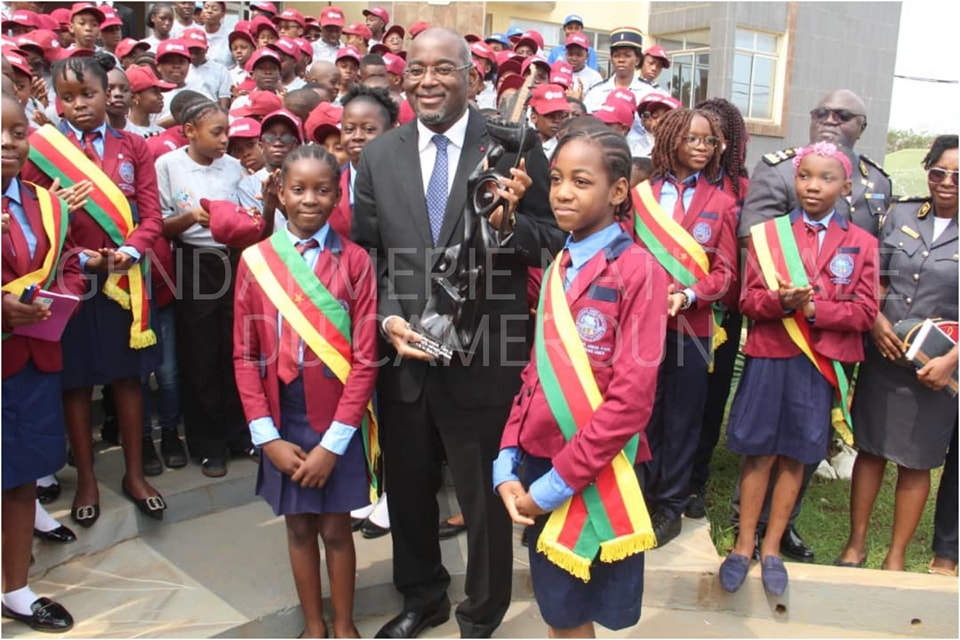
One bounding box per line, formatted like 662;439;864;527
353;27;565;639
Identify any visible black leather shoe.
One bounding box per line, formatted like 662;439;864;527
160;431;188;469
121;478;166;521
33;525;77;544
142;436;163;477
36;479;61;505
2;597;74;632
780;525;815;562
652;513;682;547
438;518;467;540
70;503;100;528
375;597;450;638
230;445;260;463
361;519;390;539
684;493;706;519
201;456;227;478
351;517;366;532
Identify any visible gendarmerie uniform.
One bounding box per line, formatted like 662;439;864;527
738;147;892;238
851;197;958;470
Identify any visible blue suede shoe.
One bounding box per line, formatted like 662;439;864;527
761;555;789;596
719;552;751;593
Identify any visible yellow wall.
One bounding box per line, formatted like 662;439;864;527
486;1;650;36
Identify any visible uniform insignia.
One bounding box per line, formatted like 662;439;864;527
119;160;135;184
900;225;920;239
692;221;712;244
763;147;797;166
859;159;868;178
575;308;607;343
829;253;855;284
859;154;890;178
918;202;931;219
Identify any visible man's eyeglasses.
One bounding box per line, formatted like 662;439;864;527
640;110;666;120
403;64;472;80
683;135;720;149
261;133;299;146
928;168;959;186
810;107;865;124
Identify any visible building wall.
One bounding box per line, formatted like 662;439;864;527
649;2;901;169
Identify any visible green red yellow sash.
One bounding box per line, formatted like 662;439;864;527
533;254;656;582
241;233;381;500
632;181;727;356
1;183;69;340
28;125;155;348
749;216;854;444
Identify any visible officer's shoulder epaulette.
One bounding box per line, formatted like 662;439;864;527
889;196;932;220
858;154;890;179
762;147;798;166
894;195;930;203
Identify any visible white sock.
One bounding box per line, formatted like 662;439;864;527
34;501;62;533
350;503;374;520
2;585;39;615
36;475;58;489
368;493;390;528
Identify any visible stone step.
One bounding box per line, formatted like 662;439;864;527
13;487;958;639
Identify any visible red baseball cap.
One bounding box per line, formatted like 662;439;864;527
514;30;543;53
319;6;345;28
606;88;637;110
384;24;405;40
304;102;343;144
268;37;299;59
228;117;262;140
229;27;255;47
497;54;522;79
2;9;37;30
261;108;303;141
336;46;361;64
69;3;105;23
362;7;389;24
33;14;59;32
464;33;481;44
565;32;591;50
549;61;573;89
4;50;33;78
15;30;67;62
529;84;569;115
496;73;525;101
293;37;313;58
644;45;671;68
203;199;265;249
230;91;283;119
637;93;681;113
245;48;282;72
99;6;122;29
273;8;305;28
469;41;496;64
50;8;72;30
156;39;192;61
181;28;208;50
409;21;430;39
594;102;634;128
382;52;406;77
250;1;278;16
126;65;176;93
115;38;151;61
251;15;278;38
343;23;372;41
520;54;550;78
369;43;390;57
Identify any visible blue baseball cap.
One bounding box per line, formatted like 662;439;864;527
563;14;584;27
506;26;524;38
484;32;510;48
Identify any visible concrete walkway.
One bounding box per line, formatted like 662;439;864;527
7;442;957;638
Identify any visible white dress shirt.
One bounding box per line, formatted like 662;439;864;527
415;108;470;197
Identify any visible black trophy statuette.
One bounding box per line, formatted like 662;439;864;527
413;86;538;363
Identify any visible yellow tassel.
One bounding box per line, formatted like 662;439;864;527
102;276;132;310
831;407;853;446
599;532;657;563
712;324;728;351
129;329;157;349
536;538;593;582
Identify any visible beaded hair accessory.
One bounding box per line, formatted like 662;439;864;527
793;141;852;180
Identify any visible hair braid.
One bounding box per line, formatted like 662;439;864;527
696;97;749;196
650;108;723;184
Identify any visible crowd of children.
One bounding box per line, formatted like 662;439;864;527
1;2;957;638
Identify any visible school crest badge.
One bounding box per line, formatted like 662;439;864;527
829;253;854;284
692;221;712;244
576;308;607;343
119;160;135;185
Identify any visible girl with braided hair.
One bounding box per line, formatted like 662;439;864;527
627;107;739;548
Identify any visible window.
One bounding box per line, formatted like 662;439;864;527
732;28;781;121
658;30;710;108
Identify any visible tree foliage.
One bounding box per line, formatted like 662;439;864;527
887;129;936;154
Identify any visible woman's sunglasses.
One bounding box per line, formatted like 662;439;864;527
928;168;959;186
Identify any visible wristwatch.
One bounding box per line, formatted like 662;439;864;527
679;291;693;311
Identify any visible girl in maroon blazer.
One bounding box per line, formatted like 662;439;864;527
720;142;878;596
233;146;378;639
1;92;83;633
22;53;166;526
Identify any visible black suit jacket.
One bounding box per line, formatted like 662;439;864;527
353;107;565;409
108;3;137;39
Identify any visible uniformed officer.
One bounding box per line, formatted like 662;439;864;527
583;27;667;152
738;89;892;239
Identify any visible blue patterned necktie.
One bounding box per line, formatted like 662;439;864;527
426;134;449;246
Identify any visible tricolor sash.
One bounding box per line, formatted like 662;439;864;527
632;181;727;356
533;254;656;582
241;233;381;499
28;124;155;348
1;183;69;340
750;216;854;444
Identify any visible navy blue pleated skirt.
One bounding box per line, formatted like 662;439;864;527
522;455;645;631
726;355;833;464
256;376;368;516
2;362;67;489
61;278;161;389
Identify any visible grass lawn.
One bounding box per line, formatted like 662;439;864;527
885;148;929;197
704;350;944;574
